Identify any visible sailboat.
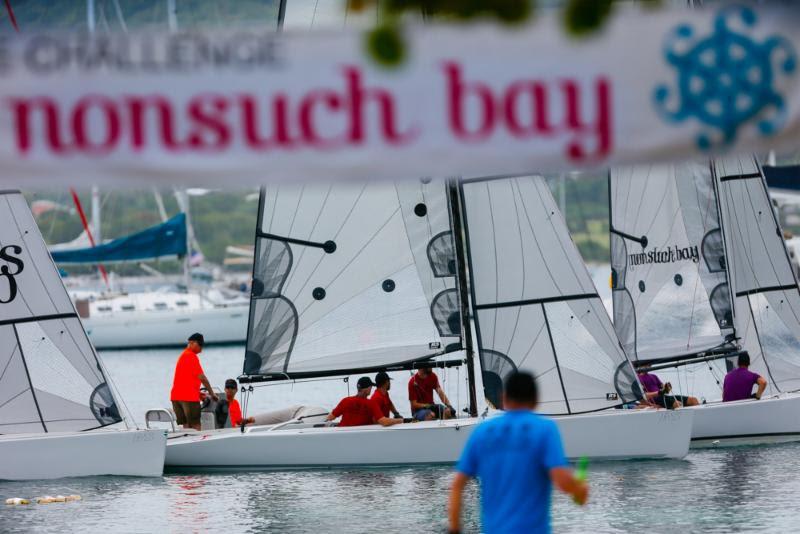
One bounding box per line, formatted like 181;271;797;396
161;176;691;470
0;190;166;480
609;155;800;447
49;195;249;350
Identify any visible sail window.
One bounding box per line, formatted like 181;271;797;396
426;231;456;278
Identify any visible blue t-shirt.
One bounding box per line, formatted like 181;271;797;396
457;410;568;534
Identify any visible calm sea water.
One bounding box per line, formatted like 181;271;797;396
3;268;800;532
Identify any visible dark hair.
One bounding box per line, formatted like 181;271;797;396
375;371;391;387
225;378;238;389
504;371;538;404
738;352;751;367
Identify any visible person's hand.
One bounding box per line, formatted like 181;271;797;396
393;411;402;418
572;481;589;506
403;417;413;423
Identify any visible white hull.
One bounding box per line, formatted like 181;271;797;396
689;392;800;448
85;306;247;349
0;429;166;480
164;408;692;470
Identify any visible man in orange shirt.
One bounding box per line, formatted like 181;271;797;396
170;333;217;430
326;377;404;427
370;371;402;419
224;378;255;428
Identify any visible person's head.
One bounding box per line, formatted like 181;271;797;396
356;376;375;397
417;365;432;378
187;332;205;354
738;352;751;368
502;371;538;410
375;371;391;391
225;378;238;400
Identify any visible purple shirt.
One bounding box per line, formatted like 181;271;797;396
723;367;760;402
638;372;662;394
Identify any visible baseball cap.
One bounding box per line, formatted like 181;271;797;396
225;378;238;389
357;376;376;389
188;332;205;346
375;371;392;386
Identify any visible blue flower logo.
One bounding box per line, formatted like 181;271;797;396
654;5;796;150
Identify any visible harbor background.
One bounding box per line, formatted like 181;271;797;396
2;268;799;533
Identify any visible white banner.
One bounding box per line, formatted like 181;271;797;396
0;4;798;186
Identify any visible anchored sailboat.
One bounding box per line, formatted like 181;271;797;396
0;191;165;480
162;176;691;470
609;155;800;447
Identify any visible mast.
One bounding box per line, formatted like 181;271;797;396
448;178;478;417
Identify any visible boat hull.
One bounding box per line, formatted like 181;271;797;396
689;392;800;448
0;429;167;480
84;306;247;349
164;408;692;471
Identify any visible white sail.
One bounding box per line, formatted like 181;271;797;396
715;155;800;394
0;191;122;434
395;179;462;349
609;162;733;361
244;182;444;378
460;176;639;414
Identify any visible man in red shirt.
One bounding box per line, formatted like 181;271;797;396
224;378;255;428
409;366;454;421
326;377;404;427
370;371;402;419
170;333;217;430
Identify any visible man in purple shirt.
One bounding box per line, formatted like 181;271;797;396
723;352;767;402
637;364;700;409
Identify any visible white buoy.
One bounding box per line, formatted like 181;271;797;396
5;498;30;505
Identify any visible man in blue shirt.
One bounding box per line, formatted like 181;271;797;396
448;371;588;533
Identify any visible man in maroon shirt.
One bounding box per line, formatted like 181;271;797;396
409;366;455;421
326;376;403;427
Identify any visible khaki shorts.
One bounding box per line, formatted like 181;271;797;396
172;400;201;428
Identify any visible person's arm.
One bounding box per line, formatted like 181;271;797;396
326;401;344;422
372;402;401;426
376;416;403;427
550;467;588;505
435;386;452;407
448;472;469;534
388;399;401;418
198;373;218;401
755;376;767;399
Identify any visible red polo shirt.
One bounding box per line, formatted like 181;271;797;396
229;398;243;427
408;372;440;405
331;396;383;427
370;388;393;418
170;348;204;402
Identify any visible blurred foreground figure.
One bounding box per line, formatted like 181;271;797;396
447;372;588;534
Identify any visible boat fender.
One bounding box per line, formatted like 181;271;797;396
36;496;55;504
53;495;67;502
66;495;82;502
5;498;30;505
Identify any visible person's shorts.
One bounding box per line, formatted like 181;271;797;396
413;404;448;421
172;400;201;427
654;395;690;409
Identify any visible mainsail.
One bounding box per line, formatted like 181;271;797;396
459;176;640;414
0;191;122;433
714;155;800;394
242;182;448;380
609;163;734;362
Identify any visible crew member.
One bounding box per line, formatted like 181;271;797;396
638;364;700;409
723;352;767;402
448;372;588;533
326;377;403;427
409;366;454;421
370;371;402;419
225;378;255;428
170;333;217;430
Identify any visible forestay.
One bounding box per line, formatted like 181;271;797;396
715;155;800;394
0;191;121;433
609;163;733;362
242;182;446;379
460;176;640;414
